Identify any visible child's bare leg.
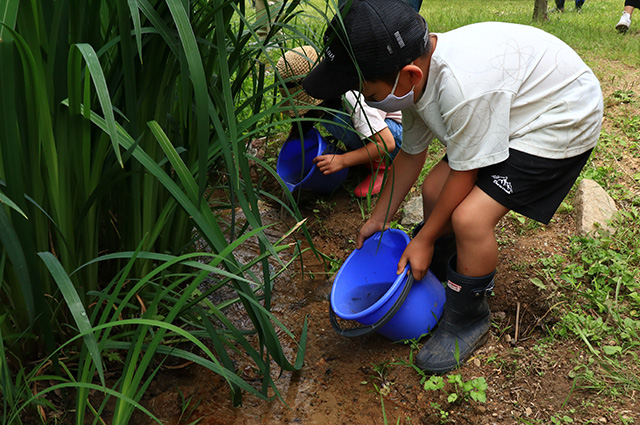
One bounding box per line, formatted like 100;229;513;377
421;160;450;219
418;160;455;280
451;186;509;277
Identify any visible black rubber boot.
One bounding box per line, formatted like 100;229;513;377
412;221;456;282
416;256;495;374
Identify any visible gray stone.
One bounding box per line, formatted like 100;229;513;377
401;195;423;226
573;179;618;235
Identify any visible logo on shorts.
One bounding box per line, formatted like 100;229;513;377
447;280;462;292
492;175;513;194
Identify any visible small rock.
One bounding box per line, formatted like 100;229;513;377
401;195;423;226
573;179;618;235
598;418;607;423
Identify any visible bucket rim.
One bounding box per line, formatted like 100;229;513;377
330;229;411;321
276;128;324;191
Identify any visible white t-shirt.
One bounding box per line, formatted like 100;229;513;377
344;90;402;140
402;22;603;171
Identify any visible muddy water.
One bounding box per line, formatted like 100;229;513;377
139;201;415;425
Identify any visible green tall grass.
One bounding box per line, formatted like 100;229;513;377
0;0;332;422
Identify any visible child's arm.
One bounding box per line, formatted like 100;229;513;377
313;126;396;175
356;149;427;247
397;168;478;280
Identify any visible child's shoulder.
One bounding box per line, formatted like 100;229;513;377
343;90;362;105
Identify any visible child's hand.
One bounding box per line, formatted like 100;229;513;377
313;154;346;175
397;238;434;281
356;219;388;249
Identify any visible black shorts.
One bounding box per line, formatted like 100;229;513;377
474;148;593;224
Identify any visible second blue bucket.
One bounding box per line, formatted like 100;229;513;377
276;128;348;194
330;229;446;341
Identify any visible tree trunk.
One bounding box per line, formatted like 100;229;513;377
533;0;548;21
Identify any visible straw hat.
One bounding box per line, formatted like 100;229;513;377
276;46;322;117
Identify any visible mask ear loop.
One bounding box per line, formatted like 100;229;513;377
389;70;401;96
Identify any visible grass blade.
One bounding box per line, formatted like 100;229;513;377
0;190;28;219
37;252;105;386
0;205;35;324
73;43;123;167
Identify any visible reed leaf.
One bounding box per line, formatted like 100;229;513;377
0;0;19;41
72;44;123;167
38;252;106;387
10;382;163;425
0;324;20;425
0;204;35;329
0;191;27;219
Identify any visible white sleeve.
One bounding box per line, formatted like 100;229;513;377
401;106;434;155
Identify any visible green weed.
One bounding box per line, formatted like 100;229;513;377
423;374;488;404
537;208;640;395
611;89;636;104
318;252;342;275
550;414;575;424
361;360;398;425
506;211;542;235
177;389;203;425
429;402;450;423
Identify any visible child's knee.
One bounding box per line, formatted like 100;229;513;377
451;204;491;237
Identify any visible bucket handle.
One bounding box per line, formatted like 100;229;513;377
329;274;414;338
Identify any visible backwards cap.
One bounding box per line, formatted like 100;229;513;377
303;0;428;100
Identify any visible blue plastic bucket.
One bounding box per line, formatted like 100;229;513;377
330;229;446;341
276;128;348;194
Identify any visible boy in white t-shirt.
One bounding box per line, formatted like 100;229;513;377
303;0;603;373
277;46;403;197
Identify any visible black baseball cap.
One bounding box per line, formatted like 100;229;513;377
303;0;428;100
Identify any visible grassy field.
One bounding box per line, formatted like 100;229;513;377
418;0;639;66
286;0;640;64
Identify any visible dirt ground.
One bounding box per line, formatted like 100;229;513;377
135;59;640;424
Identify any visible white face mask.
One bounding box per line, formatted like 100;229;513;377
365;70;415;112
